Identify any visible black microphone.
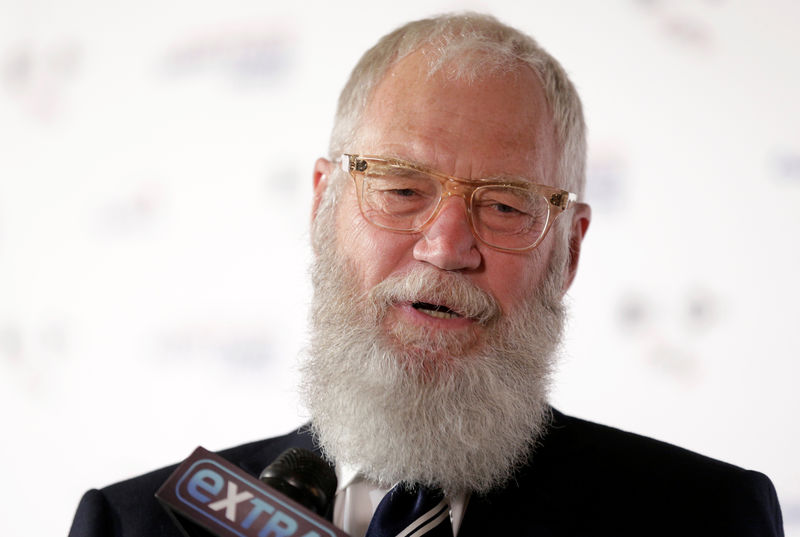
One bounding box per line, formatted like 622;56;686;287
156;446;348;537
259;447;337;518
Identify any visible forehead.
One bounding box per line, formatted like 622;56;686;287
354;49;558;185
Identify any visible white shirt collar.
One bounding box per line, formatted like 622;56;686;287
333;463;469;537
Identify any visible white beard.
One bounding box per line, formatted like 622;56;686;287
300;193;567;495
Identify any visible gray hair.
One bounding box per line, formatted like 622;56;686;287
328;12;587;199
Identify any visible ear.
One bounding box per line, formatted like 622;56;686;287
312;157;332;224
561;202;591;293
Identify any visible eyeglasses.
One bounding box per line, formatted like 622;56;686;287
340;154;577;252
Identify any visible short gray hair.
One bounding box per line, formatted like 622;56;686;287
328;12;587;199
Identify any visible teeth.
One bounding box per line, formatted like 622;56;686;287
412;301;463;320
418;308;460;320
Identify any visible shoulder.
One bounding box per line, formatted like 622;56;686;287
68;427;317;537
543;409;762;482
463;410;784;537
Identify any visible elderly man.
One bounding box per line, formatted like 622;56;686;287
69;13;783;537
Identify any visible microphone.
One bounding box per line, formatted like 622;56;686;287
259;448;337;518
156;446;348;537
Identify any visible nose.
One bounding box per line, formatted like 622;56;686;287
412;197;482;271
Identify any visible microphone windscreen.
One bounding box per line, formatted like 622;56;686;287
259;447;337;517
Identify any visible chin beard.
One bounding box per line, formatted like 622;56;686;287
301;197;567;495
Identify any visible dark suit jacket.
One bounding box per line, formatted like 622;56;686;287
68;410;784;536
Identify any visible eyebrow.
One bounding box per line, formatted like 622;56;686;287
381;155;536;185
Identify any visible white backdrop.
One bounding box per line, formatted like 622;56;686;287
1;1;798;535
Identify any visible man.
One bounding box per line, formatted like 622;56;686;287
69;13;784;537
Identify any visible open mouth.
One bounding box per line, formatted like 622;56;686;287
412;302;462;320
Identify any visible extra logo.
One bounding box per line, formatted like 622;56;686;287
156;447;347;537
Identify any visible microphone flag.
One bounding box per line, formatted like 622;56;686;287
156;446;349;537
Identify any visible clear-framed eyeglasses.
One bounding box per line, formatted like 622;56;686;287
340;154;577;252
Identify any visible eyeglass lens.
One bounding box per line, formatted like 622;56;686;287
358;163;551;250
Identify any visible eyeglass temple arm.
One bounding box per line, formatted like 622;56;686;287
551;191;578;211
340;155;366;173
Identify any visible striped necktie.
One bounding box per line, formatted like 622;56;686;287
365;484;452;537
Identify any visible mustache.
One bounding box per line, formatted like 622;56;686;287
368;266;501;324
